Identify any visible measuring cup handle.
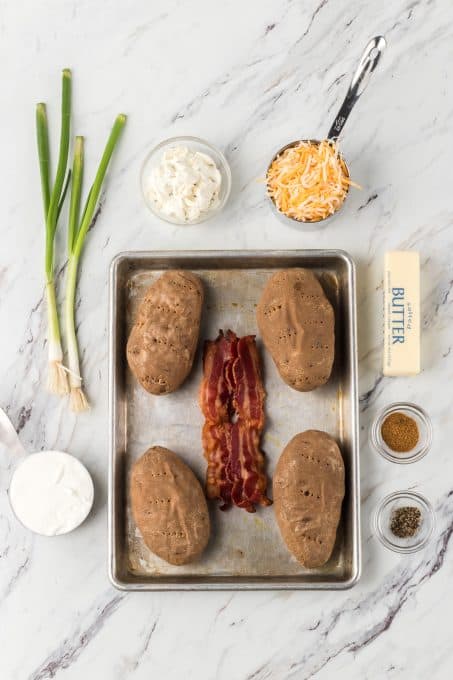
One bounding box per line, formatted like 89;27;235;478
327;35;386;142
0;407;28;457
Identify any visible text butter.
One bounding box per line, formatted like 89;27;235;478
383;251;420;376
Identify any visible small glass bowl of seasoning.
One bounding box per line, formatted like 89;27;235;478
370;402;433;464
374;490;435;554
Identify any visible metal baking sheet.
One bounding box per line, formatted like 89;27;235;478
109;250;360;590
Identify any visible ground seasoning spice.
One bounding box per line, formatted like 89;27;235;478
390;506;421;538
381;412;419;453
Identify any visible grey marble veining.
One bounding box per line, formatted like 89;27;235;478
1;0;453;678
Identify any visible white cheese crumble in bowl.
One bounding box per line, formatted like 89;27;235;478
141;136;231;225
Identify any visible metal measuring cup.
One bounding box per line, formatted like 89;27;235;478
266;35;387;228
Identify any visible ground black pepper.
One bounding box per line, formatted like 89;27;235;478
390;506;421;538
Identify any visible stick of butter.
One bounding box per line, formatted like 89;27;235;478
383;251;420;376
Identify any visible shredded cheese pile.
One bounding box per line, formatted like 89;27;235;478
267;140;357;222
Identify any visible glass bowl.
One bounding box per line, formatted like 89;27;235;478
370;402;433;464
373;490;435;554
140;136;231;225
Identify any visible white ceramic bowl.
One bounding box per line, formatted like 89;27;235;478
9;450;94;536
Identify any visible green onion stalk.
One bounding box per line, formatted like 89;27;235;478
36;69;72;395
65;115;126;412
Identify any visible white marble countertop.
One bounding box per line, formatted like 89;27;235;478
1;1;453;678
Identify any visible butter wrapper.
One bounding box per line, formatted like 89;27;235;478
383;251;420;376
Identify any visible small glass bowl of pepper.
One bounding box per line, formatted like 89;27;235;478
373;490;435;553
370;402;433;464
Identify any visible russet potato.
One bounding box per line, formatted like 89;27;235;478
130;446;210;566
127;270;203;395
256;268;334;391
273;430;345;568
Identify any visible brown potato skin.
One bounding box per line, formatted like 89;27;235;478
256;269;334;391
130;446;210;566
127;270;203;395
273;430;345;568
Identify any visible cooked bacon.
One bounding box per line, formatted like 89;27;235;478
233;335;265;429
203;422;232;508
200;330;271;512
199;330;237;424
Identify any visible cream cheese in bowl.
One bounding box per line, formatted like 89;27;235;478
141;136;231;225
148;146;221;222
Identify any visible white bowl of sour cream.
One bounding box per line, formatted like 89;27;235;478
141;136;231;225
9;450;94;536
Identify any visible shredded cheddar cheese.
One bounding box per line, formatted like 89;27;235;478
267;140;358;222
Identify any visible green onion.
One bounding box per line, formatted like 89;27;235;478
37;69;72;395
36;104;51;218
65;114;126;412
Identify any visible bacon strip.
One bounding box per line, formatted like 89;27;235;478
199;331;236;424
200;330;271;512
233;335;265;429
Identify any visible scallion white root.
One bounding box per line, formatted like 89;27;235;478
70;386;89;413
46;280;68;395
65;252;90;412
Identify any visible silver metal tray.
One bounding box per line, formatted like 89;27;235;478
109;250;360;590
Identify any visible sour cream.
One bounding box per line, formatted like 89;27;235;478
9;450;94;536
147;145;222;223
